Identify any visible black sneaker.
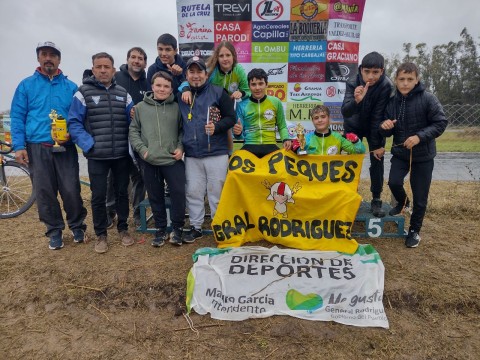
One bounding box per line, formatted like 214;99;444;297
389;199;411;216
370;198;385;218
169;228;183;246
183;226;203;244
405;229;421;248
72;228;86;243
49;233;64;250
152;230;168;247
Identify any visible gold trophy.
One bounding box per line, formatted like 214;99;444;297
295;122;307;155
49;110;68;152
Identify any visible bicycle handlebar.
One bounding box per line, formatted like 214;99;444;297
0;140;13;155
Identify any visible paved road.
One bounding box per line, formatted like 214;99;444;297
78;152;480;181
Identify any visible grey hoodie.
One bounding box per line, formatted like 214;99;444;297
129;91;183;166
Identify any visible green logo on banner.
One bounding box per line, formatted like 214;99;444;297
252;42;289;63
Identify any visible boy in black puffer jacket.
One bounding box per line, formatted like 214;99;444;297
380;62;448;248
342;52;394;218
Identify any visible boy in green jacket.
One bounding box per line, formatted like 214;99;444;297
129;71;186;247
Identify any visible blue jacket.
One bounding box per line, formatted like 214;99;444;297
68;76;133;159
10;68;77;151
178;82;235;158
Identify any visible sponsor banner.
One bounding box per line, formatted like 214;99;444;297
290;0;329;21
213;0;252;21
323;82;347;102
288;41;327;63
179;42;215;60
252;0;290;21
235;43;252;63
241;63;289;83
288;82;324;102
286;101;322;122
251;42;289;63
327;19;361;43
325;102;345;130
326;40;360;63
329;0;366;21
213;150;363;253
325;62;357;82
289;20;328;42
177;0;365;124
266;82;288;102
288;62;326;83
214;21;252;43
178;19;214;43
252;21;290;42
178;1;213;20
187;245;389;328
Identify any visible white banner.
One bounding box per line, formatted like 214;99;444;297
187;245;389;328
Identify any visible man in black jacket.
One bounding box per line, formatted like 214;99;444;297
341;52;393;217
106;47;149;227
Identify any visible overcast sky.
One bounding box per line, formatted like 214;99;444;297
1;0;478;111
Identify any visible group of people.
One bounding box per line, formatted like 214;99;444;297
9;35;447;253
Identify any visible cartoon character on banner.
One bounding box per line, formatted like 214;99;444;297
262;180;302;218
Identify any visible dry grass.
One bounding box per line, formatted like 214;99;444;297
0;180;479;359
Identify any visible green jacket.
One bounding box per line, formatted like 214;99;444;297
129;92;183;166
305;130;366;155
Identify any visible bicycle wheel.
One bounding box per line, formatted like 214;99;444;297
0;161;36;219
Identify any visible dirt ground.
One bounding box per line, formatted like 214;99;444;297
1;180;479;360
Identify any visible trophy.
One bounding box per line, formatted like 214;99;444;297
49;110;68;152
295;122;307;155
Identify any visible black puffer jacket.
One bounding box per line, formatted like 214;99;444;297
341;70;394;149
380;82;448;162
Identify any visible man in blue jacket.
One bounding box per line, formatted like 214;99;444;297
178;56;235;243
146;33;186;96
68;52;135;254
10;41;87;250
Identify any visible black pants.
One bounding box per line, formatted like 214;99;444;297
141;159;186;231
388;156;434;232
241;144;279;158
106;156;145;218
27;144;87;237
366;138;384;199
88;157;130;236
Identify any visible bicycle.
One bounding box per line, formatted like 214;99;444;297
0;140;36;218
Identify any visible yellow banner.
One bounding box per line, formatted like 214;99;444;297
212;149;363;254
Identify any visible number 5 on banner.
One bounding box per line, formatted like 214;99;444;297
367;218;382;238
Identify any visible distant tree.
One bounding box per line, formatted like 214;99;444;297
383;28;480;105
458;28;480;103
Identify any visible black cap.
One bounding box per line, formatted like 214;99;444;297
186;56;206;71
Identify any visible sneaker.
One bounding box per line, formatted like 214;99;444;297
95;235;108;253
405;229;421;248
152;230;168;247
370;198;385;218
119;230;135;246
169;228;183;246
72;229;86;243
49;233;64;250
182;226;203;244
389;199;411;216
